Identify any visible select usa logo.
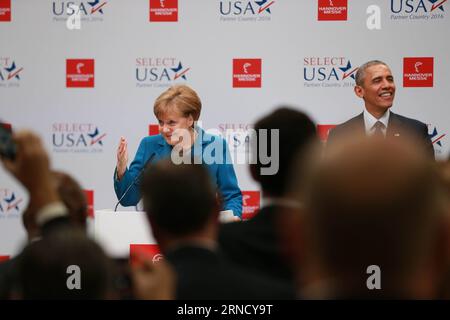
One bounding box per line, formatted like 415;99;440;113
0;0;11;22
220;0;275;22
52;123;106;153
318;0;348;21
233;59;262;88
135;57;190;88
390;0;446;21
52;1;107;22
428;125;446;155
0;188;23;218
149;0;178;22
217;123;252;163
66;59;94;88
403;57;433;87
303;56;358;88
0;58;23;88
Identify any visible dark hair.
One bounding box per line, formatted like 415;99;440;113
17;228;112;299
141;160;217;236
355;60;389;86
252;107;317;197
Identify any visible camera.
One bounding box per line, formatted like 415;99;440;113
0;123;16;160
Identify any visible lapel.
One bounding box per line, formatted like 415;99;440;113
386;112;404;138
352;112;366;134
154;135;173;161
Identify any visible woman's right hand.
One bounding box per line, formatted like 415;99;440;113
116;136;128;180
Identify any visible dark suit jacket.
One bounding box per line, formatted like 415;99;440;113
0;216;73;299
165;245;295;300
328;112;434;159
218;205;295;284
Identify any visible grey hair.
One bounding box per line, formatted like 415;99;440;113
355;60;389;86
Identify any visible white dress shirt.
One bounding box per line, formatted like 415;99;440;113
363;109;390;137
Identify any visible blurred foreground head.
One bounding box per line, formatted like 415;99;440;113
23;170;88;240
251;107;317;197
141;160;218;249
290;134;449;298
17;228;112;299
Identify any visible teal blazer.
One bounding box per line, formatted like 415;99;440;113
114;128;243;217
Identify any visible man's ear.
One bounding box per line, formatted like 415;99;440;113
354;85;364;98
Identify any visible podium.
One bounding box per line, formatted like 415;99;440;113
91;210;156;258
90;209;237;258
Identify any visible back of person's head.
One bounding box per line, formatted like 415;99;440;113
291;136;447;297
52;171;88;228
22;170;88;239
141;160;217;237
251;107;317;197
17;228;112;299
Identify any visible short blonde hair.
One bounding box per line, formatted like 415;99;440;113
153;85;202;122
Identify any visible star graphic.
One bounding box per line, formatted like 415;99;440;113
88;127;105;146
171;62;189;80
339;61;357;80
88;0;106;14
429;0;446;12
429;127;445;147
256;0;273;14
5;61;21;80
4;193;20;211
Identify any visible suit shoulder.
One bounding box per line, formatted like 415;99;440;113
329;114;363;137
392;113;427;129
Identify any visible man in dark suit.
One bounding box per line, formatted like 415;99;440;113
139;160;294;299
328;60;434;159
218;108;318;285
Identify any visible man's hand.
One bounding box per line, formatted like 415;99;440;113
131;255;176;300
1;131;59;213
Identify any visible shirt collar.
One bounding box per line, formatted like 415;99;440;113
363;109;390;135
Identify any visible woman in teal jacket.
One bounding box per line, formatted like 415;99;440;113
114;85;242;218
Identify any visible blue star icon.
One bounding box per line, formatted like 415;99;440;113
429;127;443;147
339;61;357;80
5;61;20;80
171;62;188;80
429;0;445;12
256;0;273;14
88;0;105;14
88;127;103;146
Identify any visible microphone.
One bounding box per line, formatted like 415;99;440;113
114;153;155;212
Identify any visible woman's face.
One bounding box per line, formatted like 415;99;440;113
157;108;194;146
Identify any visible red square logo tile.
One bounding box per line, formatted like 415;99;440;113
242;191;260;220
403;57;434;87
84;189;94;218
148;124;159;136
0;0;11;22
0;122;12;132
149;0;178;22
130;244;163;267
0;255;10;262
233;59;262;88
66;59;95;88
317;124;337;142
318;0;348;21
